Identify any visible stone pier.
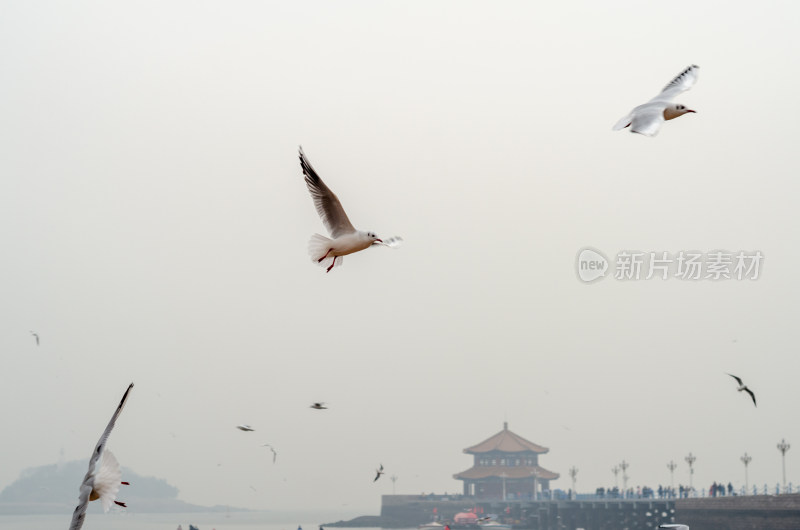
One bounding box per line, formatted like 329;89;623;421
360;494;800;529
676;494;800;530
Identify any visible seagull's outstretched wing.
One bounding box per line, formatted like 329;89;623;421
744;387;757;407
727;373;744;386
69;383;134;530
299;147;356;239
657;65;700;101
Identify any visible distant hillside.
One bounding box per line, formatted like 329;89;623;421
0;460;234;514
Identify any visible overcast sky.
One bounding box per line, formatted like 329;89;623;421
1;0;799;514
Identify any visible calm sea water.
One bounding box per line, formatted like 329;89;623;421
0;512;386;530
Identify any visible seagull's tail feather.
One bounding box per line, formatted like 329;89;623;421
612;113;633;131
92;450;123;513
308;233;343;270
308;233;332;262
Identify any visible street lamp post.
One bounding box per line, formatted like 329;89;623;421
777;439;791;491
685;453;697;493
619;461;629;497
740;453;752;494
612;465;620;491
667;460;677;492
390;475;398;495
568;467;578;499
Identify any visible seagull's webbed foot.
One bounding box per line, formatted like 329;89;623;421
326;257;336;273
318;248;333;263
114;501;127;508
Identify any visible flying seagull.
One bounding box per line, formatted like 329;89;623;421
727;373;757;407
310;402;328;410
659;525;689;530
613;64;699;136
69;383;134;530
262;444;277;463
30;331;39;346
236;424;255;432
299;147;403;273
374;464;385;482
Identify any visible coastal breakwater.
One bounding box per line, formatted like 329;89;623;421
326;494;800;530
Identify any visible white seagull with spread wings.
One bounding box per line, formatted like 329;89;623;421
299;147;402;273
69;383;133;530
727;373;757;407
374;464;385;482
613;65;699;136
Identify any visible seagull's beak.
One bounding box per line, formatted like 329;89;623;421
686;109;696;113
373;239;383;244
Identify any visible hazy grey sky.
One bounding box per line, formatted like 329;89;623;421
2;0;799;514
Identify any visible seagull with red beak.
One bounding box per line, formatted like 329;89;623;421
299;147;402;273
613;64;699;136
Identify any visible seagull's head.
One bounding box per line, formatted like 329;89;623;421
365;231;383;244
665;103;696;120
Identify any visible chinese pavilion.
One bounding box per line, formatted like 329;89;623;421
453;422;559;499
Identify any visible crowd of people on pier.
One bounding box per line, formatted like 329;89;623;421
593;482;736;499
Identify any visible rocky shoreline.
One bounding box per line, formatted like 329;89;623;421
323;514;414;528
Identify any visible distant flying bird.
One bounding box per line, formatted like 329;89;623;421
727;373;757;407
659;525;689;530
310;402;328;410
30;331;39;346
236;424;255;432
613;65;699;136
299;147;403;273
69;383;134;530
262;444;277;463
374;464;385;482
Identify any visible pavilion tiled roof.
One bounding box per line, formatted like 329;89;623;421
453;465;560;481
463;423;549;454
